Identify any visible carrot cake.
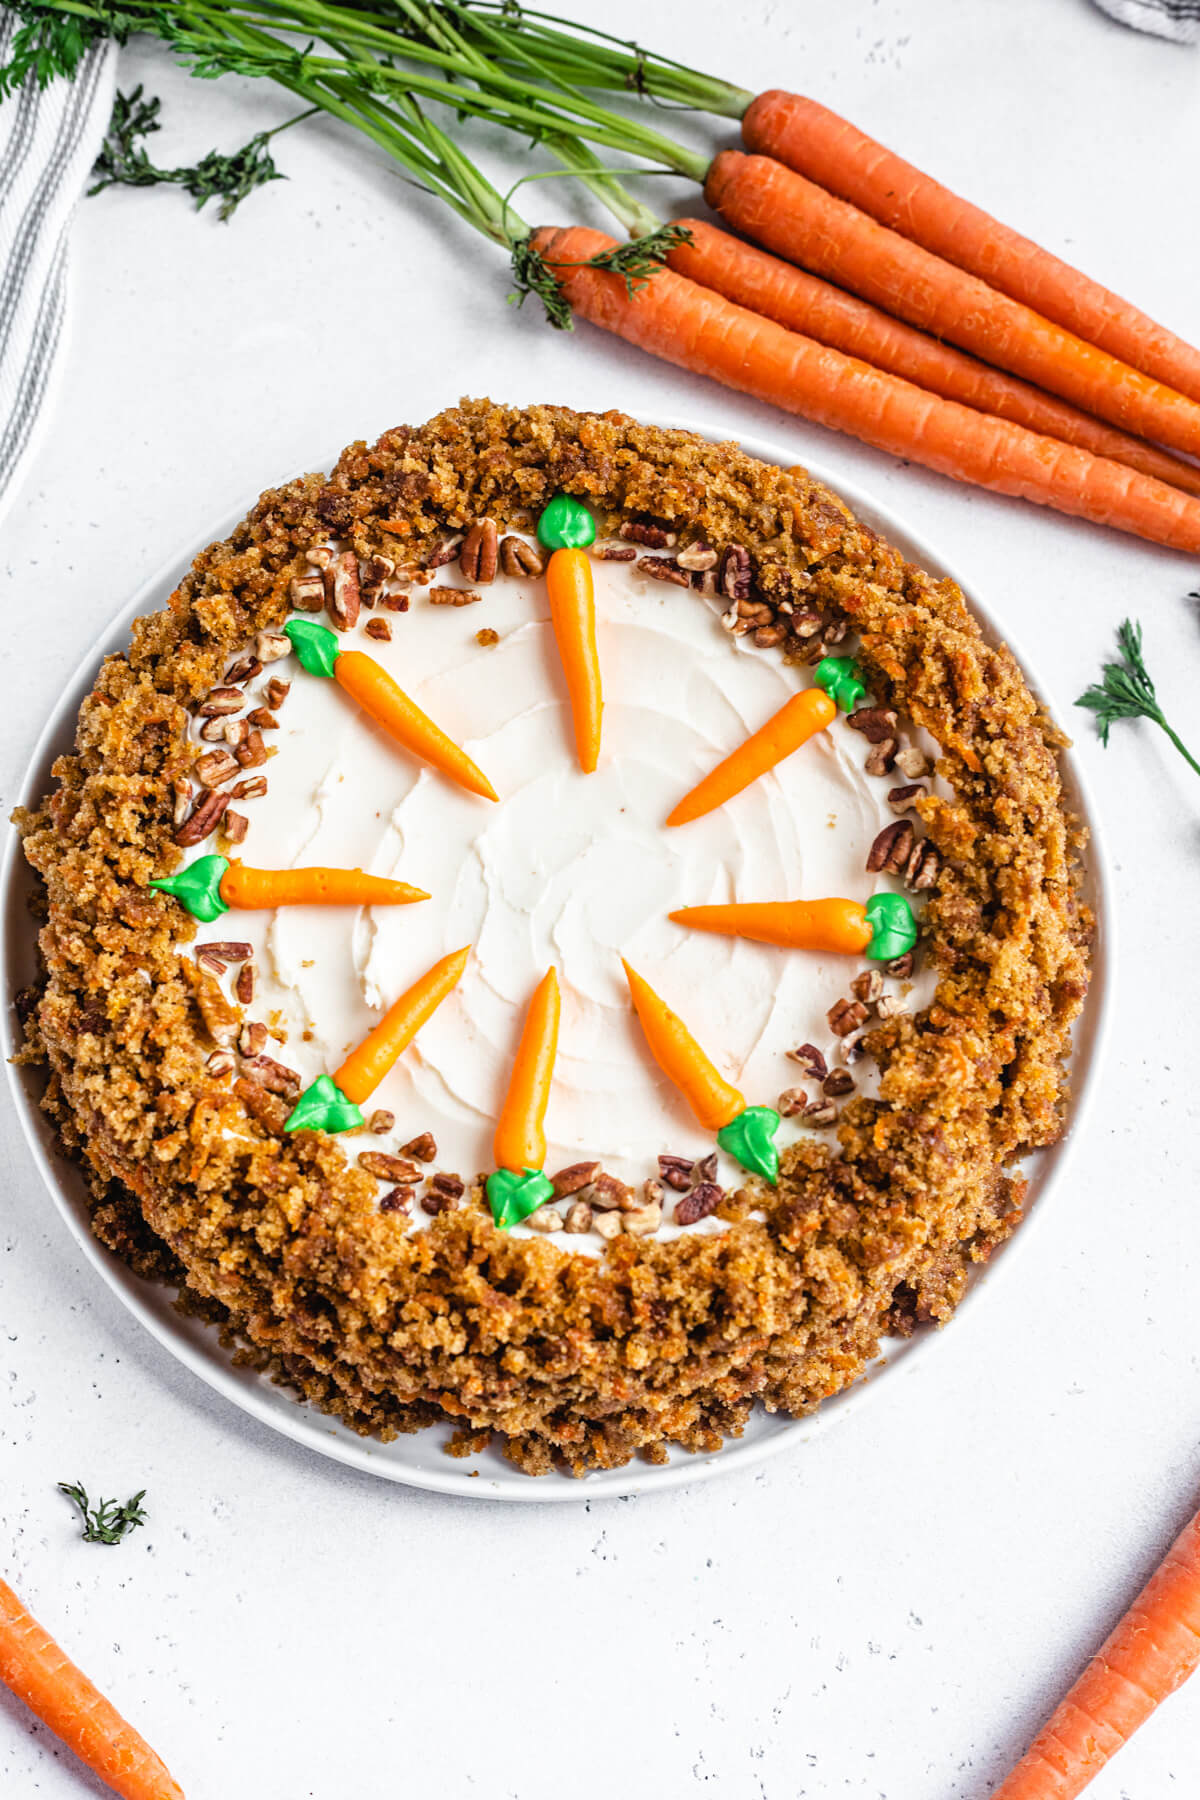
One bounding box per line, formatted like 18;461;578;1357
14;399;1092;1476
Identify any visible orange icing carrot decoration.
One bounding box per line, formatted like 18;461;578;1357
284;620;498;802
487;968;562;1228
666;686;836;827
670;893;918;962
621;959;743;1131
493;967;561;1173
0;1575;185;1800
621;959;781;1180
545;547;603;772
152;854;428;922
285;946;470;1133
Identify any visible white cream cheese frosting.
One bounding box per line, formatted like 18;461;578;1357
184;543;934;1249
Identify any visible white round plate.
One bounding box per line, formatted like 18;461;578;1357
2;415;1113;1502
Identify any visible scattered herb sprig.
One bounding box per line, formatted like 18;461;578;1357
1077;618;1200;779
58;1479;148;1545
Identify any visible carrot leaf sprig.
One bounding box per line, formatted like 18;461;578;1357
1077;618;1200;779
58;1480;148;1546
91;85;308;220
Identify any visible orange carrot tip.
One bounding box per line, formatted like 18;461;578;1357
621;959;780;1183
0;1575;185;1800
151;855;429;922
666;685;835;826
488;969;561;1227
285;946;470;1135
283;619;498;802
670;893;915;961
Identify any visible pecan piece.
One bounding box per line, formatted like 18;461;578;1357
592;1210;622;1241
225;655;262;685
195;747;239;789
864;738;898;776
247;709;278;731
563;1199;593;1234
379;1188;412;1215
828;997;869;1037
264;677;291;709
778;1087;809;1118
895;745;931;779
850;968;883;1005
175;789;229;846
235;962;256;1005
241;1055;301;1096
846;706;898;743
459;518;499;584
866;819;915;874
235;729;267;770
358;1152;420;1182
623;1184;663;1236
657;1153;694;1192
290;573;325;611
429;588;481;606
184;961;239;1047
905;840;941;890
399;1131;437;1162
475;627;499;647
526;1205;564;1232
198;687;244;719
205;1048;235;1077
754;624;786;648
675;539;717;572
222;809;248;845
822;1069;856;1098
888;783;926;812
637;555;690;587
239;1021;268;1057
675;1182;722;1226
499;535;545;578
582;1172;634;1211
324;550;361;630
378;591;410;612
787;1043;827;1080
802;1100;839;1127
885;951;915;979
232;775;267;801
257;630;292;663
620;519;676;548
594;543;636;562
551;1160;600;1199
359;553;395;606
365;618;392;642
719;543;752;602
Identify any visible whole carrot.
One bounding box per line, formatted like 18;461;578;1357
151;853;429;922
667;218;1200;499
667;686;836;826
0;1577;183;1800
704;152;1200;462
742;90;1200;407
531;226;1200;554
545;548;603;772
283;620;498;801
991;1500;1200;1798
493;967;561;1174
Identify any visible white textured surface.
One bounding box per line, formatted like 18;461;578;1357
2;2;1199;1795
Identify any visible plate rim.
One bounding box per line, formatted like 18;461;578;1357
1;409;1115;1502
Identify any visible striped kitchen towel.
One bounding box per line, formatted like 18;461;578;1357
1091;0;1199;41
0;15;115;526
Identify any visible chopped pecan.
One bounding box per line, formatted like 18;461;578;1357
172;780;191;827
247;709;278;731
778;1086;809;1117
241;1055;300;1096
175;789;229;846
719;544;753;603
754;624;786;648
867;819;915;874
223;719;248;749
358;1152;420;1182
257;629;292;663
232;775;267;801
895;745;931;779
359;553;395;606
235;729;267;769
429;588;481;606
185;961;239;1047
582;1171;634;1211
675;539;717;572
459;518;499;584
847;706;898;743
195;747;239;789
290;573;325;611
822;618;848;646
526;1205;564;1233
235;962;256;1005
239;1020;268;1057
499;535;545;578
365;618;392;642
657;1153;694;1192
905;840;941;890
694;1152;718;1184
264;677;291;709
675;1181;722;1226
594;543;637;562
623;1187;663;1236
366;1109;394;1134
222;809;248;845
876;994;908;1020
791;609;824;639
885;951;915;979
823;1069;856;1098
199;716;228;743
592;1210;622;1241
837;1030;866;1066
324;550;361;630
429;1171;465;1200
620;519;675;548
475;627;499;647
802;1099;839;1127
198;687;244;719
399;1131;437;1162
563;1199;593;1234
828;997;869;1036
225;655;262;685
307;544;333;569
850;968;883;1005
378;591;410;612
787;1043;827;1080
379;1188;412;1214
888;782;926;812
206;1048;235;1077
637;555;689;587
864;738;898;776
551;1160;600;1199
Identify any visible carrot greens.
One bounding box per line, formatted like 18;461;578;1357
58;1479;148;1546
1077;619;1200;779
